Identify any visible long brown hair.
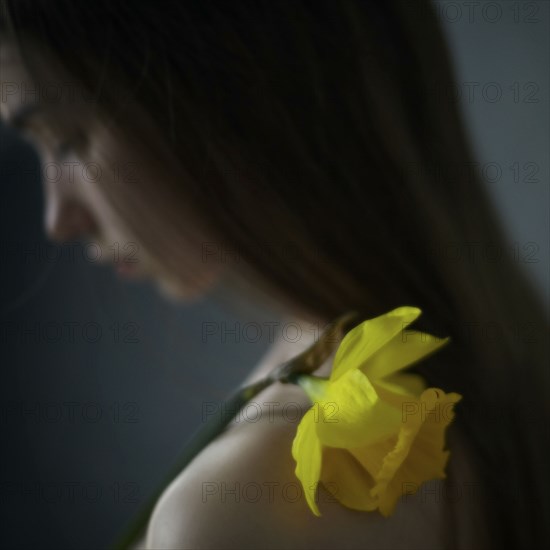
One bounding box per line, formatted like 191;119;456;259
3;1;548;548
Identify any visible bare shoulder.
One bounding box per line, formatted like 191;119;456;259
145;383;449;550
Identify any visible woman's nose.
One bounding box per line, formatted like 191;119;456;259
45;196;97;242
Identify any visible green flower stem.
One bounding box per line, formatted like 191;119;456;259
291;374;330;403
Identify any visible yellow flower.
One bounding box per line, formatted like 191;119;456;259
291;306;462;517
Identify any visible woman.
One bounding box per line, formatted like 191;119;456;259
1;1;548;548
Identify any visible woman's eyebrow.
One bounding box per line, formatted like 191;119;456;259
7;103;41;130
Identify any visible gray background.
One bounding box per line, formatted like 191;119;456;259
438;0;549;305
0;2;548;548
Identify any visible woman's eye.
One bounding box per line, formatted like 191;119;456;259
54;140;72;158
54;131;88;158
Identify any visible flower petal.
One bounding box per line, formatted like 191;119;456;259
373;388;462;516
291;408;323;516
348;435;399;480
373;373;428;405
320;447;378;512
363;330;451;381
295;375;330;404
316;369;403;448
330;306;422;382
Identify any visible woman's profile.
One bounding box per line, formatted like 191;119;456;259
0;1;548;549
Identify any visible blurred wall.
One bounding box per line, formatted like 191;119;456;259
437;0;549;306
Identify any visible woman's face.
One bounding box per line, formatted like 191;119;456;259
0;40;223;300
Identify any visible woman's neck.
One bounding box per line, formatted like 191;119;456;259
243;313;335;384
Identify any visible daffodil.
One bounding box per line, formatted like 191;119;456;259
291;306;462;517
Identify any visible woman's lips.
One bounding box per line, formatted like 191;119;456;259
115;261;140;278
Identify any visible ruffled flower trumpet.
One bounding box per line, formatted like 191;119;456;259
291;306;462;517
